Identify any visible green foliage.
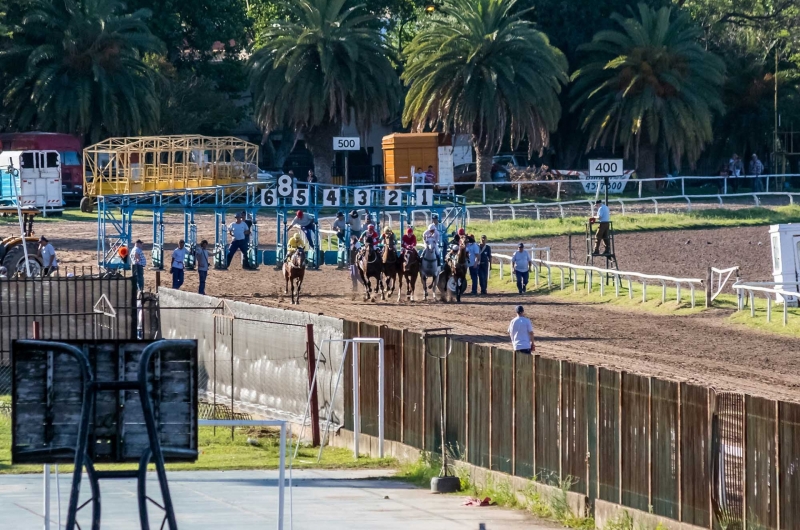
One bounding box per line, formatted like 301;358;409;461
603;510;634;530
402;0;568;163
249;0;401;182
571;4;725;175
0;0;163;141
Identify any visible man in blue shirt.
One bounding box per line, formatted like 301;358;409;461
465;234;481;295
592;200;611;255
511;243;533;294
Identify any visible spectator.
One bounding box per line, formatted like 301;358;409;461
226;213;248;268
465;234;481;295
307;169;318;184
749;154;764;193
717;164;729;194
478;234;492;295
289;210;318;249
171;240;186;289
508;305;535;354
38;236;58;276
592;200;611;255
729;154;743;193
131;239;146;292
240;211;253;270
288;170;297;187
425;165;436;185
413;165;427;185
0;266;8;279
195;240;210;295
512;243;533;294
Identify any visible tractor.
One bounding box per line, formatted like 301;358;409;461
0;209;43;276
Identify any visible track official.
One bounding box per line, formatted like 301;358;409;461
508;305;535;354
226;213;248;268
592;200;611;255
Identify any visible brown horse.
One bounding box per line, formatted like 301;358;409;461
381;243;402;297
442;243;468;303
357;240;385;301
283;247;305;304
399;247;420;302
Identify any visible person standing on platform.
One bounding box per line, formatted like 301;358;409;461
131;239;146;292
195;240;210;295
592;200;611;255
226;213;248;268
508;305;535;354
478;234;492;295
171;240;186;289
512;243;532;294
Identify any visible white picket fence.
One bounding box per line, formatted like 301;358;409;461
733;281;800;326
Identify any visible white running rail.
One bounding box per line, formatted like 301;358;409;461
710;266;740;301
733;281;800;326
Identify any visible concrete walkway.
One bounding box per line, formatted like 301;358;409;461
0;469;559;529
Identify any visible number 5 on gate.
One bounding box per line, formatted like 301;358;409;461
293;188;309;206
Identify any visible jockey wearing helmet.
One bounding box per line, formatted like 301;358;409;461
359;224;380;248
381;226;396;249
401;227;417;254
286;232;305;262
423;223;441;266
289;210;317;248
447;227;467;263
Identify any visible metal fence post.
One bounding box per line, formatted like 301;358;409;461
306;324;321;446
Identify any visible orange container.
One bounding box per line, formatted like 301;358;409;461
382;133;449;186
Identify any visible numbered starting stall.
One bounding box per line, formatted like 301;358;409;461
96;177;466;272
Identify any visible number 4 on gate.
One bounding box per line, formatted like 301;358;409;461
323;188;340;207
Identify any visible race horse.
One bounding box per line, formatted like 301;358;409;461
419;243;440;301
283;247;305;304
357;240;385;301
399;246;420;302
441;242;468;303
382;243;402;298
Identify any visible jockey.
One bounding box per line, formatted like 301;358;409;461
381;226;397;249
447;228;467;263
286;233;305;262
359;224;380;248
289;210;317;249
423;223;441;266
401;227;417;254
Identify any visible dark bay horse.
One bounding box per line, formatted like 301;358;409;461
283;247;305;304
357;240;385;301
399;247;420;302
443;243;468;303
382;243;402;298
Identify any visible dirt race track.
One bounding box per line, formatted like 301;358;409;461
27;213;800;403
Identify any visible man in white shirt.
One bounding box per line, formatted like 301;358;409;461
171;239;186;289
465;234;481;295
38;236;58;276
508;305;535;354
226;213;248;268
511;243;532;294
288;210;318;249
592;200;611;255
131;239;146;291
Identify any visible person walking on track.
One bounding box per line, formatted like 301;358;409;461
466;234;481;295
131;239;146;292
592;200;611;255
226;213;248;268
195;240;210;295
289;210;317;249
171;240;186;289
508;305;535;354
478;235;492;295
512;243;533;294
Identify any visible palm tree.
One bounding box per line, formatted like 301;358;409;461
0;0;163;142
571;3;725;179
402;0;568;185
249;0;402;183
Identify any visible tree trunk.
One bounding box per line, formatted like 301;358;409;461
474;143;493;189
303;121;339;183
637;142;657;183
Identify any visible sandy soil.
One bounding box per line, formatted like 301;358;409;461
23;213;800;403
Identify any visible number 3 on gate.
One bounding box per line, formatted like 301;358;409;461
323;188;340;207
353;189;370;207
415;188;433;207
293;188;309;206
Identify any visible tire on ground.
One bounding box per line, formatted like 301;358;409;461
80;197;94;213
3;243;43;276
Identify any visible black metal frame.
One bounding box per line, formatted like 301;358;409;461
12;339;198;530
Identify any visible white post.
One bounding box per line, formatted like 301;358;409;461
681;178;685;196
766;295;772;323
750;291;755;317
278;423;286;530
43;465;50;530
352;342;359;458
642;280;647;303
378;339;385;459
482;183;486;204
517;183;522;201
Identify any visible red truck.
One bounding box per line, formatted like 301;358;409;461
0;132;83;202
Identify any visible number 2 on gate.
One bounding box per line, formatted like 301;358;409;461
323;188;340;207
384;190;401;207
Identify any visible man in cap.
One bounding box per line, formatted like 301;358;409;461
226;213;248;268
511;243;532;294
592;200;611;255
508;305;535;354
289;210;317;249
38;236;58;276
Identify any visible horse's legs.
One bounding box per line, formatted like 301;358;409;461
295;277;302;304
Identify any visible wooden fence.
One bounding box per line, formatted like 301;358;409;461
343;320;800;529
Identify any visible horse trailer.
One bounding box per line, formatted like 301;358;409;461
0;150;64;214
